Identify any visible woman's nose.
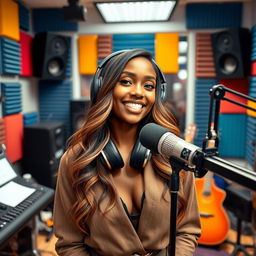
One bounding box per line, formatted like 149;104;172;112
131;83;143;97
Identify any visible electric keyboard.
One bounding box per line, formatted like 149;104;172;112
0;149;55;247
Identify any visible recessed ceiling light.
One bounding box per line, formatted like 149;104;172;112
95;1;178;23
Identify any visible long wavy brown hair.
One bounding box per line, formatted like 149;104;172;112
67;49;187;233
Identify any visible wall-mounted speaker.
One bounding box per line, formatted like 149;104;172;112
70;99;91;134
32;32;70;80
22;121;65;188
211;28;251;79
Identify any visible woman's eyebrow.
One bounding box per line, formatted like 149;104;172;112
121;71;156;80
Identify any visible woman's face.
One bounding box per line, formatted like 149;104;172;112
112;56;156;125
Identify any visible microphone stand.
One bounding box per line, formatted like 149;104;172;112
168;156;195;256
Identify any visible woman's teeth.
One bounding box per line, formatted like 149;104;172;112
125;103;143;110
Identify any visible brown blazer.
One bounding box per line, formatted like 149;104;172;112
53;150;201;256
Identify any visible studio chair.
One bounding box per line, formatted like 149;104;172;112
223;183;254;256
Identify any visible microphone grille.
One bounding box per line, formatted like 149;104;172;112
159;132;178;156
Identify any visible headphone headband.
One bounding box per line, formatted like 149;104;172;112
90;49;167;103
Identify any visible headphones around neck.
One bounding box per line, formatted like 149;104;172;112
91;50;167;171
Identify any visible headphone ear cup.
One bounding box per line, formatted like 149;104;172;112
161;82;167;102
101;139;124;170
130;139;151;170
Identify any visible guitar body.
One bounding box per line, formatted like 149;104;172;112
196;176;230;245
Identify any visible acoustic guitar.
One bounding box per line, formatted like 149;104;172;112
184;124;230;245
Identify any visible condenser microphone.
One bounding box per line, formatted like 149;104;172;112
139;123;201;166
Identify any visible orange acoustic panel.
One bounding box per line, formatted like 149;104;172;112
251;61;256;76
0;0;19;41
0;118;5;146
78;35;98;75
3;113;23;162
195;33;216;78
247;100;256;118
20;31;33;76
219;78;248;114
155;33;179;74
97;35;112;60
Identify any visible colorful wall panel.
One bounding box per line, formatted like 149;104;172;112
19;3;29;31
39;80;72;137
0;37;21;75
0;0;19;41
219;78;249;114
251;25;256;62
20;31;33;77
97;35;112;61
247;77;256;118
246;116;256;167
113;34;154;56
0;118;5;146
186;3;242;29
195;33;216;78
3;113;23;162
155;33;178;74
32;8;78;32
23;112;38;126
218;114;246;158
78;35;98;75
194;79;217;147
1;83;22;116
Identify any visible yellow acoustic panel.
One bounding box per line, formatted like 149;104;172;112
0;0;19;41
78;35;98;74
247;100;256;118
155;33;178;74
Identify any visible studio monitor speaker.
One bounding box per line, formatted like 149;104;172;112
211;28;251;79
22;121;66;188
32;32;70;80
70;99;91;134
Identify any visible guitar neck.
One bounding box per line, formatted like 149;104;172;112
203;171;214;196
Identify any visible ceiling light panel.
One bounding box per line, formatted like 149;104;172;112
95;1;177;23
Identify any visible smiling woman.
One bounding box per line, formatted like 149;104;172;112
53;49;201;256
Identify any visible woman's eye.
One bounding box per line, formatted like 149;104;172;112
144;83;155;90
119;79;132;85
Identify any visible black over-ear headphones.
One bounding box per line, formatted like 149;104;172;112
91;50;167;171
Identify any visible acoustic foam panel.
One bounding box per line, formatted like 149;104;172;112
246;116;256;167
252;61;256;76
20;31;33;77
97;35;112;60
186;3;242;29
155;33;179;74
251;25;256;62
113;34;154;57
247;77;256;118
78;35;98;75
0;118;5;146
32;8;78;33
23;112;38;126
3;113;23;162
219;78;249;114
0;0;19;41
1;82;22;116
19;2;29;31
0;37;21;75
218;114;246;158
195;33;216;78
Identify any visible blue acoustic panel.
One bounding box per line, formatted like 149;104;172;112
32;8;78;33
19;3;29;31
251;26;256;61
194;79;217;147
39;80;72;137
250;77;256;97
218;114;246;158
113;34;155;57
186;3;242;29
246;116;256;167
66;38;72;78
0;37;21;75
23;112;38;126
1;83;22;116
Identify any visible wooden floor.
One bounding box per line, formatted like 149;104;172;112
37;229;255;256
